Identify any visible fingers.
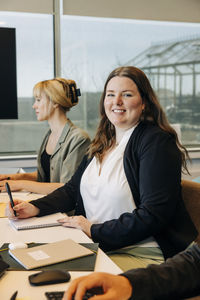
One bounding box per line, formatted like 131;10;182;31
0;175;10;181
64;276;86;300
59;216;76;226
57;217;69;223
64;274;110;300
59;216;92;237
0;180;20;192
64;276;94;300
14;201;28;211
0;180;7;191
8;201;39;219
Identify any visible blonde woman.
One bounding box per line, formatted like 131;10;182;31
0;78;90;194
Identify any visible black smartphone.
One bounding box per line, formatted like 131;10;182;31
5;182;16;217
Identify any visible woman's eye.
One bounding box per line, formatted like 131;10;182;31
123;93;132;97
106;93;115;97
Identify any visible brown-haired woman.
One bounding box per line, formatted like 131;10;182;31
0;78;90;195
7;67;197;271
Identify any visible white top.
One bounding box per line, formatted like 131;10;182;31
81;127;136;224
80;125;158;248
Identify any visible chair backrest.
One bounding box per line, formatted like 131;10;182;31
182;180;200;234
181;180;200;300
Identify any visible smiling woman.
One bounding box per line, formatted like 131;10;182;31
7;66;197;272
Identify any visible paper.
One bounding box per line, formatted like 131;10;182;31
0;203;6;218
28;250;50;260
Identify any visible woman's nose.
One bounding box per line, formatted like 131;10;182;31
114;94;123;105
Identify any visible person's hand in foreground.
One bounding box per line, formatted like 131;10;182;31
63;272;133;300
5;200;40;219
58;216;92;238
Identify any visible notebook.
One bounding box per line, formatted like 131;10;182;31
8;239;94;270
9;212;65;230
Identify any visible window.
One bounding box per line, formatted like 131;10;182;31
0;12;200;155
0;11;53;153
61;16;200;145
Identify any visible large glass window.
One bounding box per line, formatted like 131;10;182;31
61;16;200;145
0;12;53;154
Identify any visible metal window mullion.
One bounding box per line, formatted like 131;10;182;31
53;0;62;77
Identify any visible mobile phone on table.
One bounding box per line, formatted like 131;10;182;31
5;182;17;217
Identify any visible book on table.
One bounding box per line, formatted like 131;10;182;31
8;238;94;270
9;212;65;230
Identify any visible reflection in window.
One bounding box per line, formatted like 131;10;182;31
61;16;200;145
0;12;53;153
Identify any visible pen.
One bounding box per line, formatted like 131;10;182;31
10;290;18;300
5;182;17;217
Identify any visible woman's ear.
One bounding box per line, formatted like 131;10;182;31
52;102;59;109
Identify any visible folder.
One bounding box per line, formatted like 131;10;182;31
8;239;94;270
1;242;98;271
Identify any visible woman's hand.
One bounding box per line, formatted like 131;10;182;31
5;200;40;219
58;216;92;238
0;174;12;181
63;272;133;300
0;180;22;192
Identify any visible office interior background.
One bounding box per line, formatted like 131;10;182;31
0;0;200;178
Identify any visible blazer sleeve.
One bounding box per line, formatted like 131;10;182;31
121;243;200;300
59;133;91;183
91;129;183;251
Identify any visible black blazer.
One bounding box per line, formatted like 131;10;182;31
31;121;197;258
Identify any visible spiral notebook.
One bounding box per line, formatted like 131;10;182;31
9;213;65;230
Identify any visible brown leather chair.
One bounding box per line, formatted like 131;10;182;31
182;179;200;235
182;180;200;300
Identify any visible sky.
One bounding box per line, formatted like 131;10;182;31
0;12;200;96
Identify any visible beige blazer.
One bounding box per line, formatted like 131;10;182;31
37;119;90;183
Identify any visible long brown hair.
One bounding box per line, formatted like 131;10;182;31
88;66;189;173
